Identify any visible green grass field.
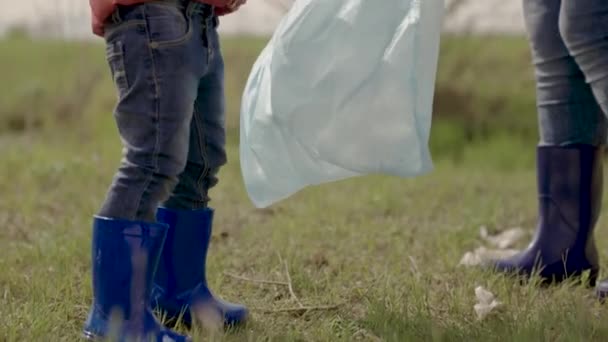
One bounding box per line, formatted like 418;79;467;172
3;35;608;341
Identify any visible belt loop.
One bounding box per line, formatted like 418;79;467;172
111;10;122;25
186;1;194;17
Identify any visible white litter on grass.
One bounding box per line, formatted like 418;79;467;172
459;226;527;267
474;286;502;320
459;246;520;267
460;227;522;319
479;226;526;249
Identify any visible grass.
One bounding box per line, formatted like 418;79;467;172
2;35;608;341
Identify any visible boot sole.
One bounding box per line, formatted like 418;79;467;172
535;267;600;288
81;330;98;341
487;263;599;288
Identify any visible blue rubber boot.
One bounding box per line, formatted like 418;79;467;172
83;216;191;342
153;207;248;328
490;145;602;285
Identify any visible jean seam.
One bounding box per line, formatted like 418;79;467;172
193;106;210;207
134;6;162;219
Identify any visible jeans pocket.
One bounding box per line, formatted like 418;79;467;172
106;40;129;97
144;3;192;48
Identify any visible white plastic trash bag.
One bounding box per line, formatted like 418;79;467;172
240;0;445;208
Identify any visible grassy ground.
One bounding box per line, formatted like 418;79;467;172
2;35;608;341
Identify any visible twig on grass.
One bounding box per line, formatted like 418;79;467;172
278;252;305;308
258;303;342;315
223;272;289;286
226;253;342;315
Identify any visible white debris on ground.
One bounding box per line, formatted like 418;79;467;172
473;286;502;320
459;246;520;267
480;226;526;249
461;226;527;319
459;226;527;267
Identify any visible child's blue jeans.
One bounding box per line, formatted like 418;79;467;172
98;1;226;222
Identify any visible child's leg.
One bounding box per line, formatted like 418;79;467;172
164;17;226;210
85;2;212;340
152;17;249;328
98;3;210;222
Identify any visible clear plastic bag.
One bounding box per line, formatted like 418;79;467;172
240;0;445;208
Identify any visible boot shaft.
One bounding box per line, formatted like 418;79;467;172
489;145;603;283
151;207;249;328
536;145;603;242
90;217;169;320
155;207;214;297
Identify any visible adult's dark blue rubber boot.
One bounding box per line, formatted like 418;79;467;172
83;216;191;342
490;145;602;285
152;207;248;328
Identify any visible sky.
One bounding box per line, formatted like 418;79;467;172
0;0;526;39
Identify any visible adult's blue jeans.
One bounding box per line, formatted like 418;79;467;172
98;1;227;222
524;0;608;146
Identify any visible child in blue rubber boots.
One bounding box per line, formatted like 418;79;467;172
84;0;248;340
488;0;608;297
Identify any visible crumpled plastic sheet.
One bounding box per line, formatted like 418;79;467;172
474;286;502;320
459;227;527;267
480;226;526;249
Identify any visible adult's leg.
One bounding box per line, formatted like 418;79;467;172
488;0;604;284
